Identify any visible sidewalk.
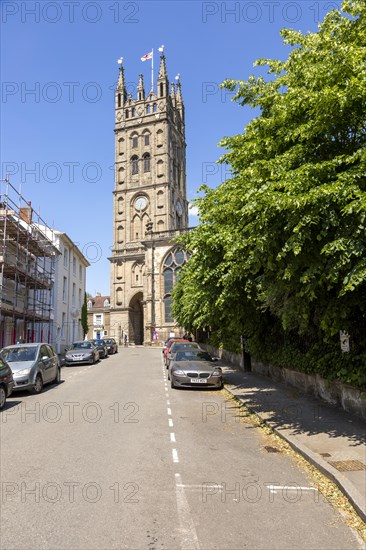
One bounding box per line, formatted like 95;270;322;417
221;364;366;522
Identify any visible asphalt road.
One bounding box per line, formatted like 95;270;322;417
0;348;363;550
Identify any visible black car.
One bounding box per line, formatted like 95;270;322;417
104;338;118;354
90;339;109;359
0;356;14;409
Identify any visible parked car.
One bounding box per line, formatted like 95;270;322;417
90;339;108;359
163;338;189;366
65;341;99;365
0;343;61;394
168;349;222;390
0;356;14;409
104;338;118;354
166;341;201;369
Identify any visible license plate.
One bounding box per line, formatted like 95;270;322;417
190;378;207;384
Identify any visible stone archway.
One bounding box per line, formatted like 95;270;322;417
129;292;144;345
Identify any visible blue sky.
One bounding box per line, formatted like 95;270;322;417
1;0;341;295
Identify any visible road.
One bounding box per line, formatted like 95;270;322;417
0;348;363;550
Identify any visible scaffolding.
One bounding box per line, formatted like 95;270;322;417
0;179;60;347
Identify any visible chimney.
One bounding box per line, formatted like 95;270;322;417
19;202;32;224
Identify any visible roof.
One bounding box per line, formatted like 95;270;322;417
88;295;110;309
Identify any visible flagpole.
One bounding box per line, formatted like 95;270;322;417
151;48;154;94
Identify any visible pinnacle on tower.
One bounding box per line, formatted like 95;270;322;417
116;65;127;104
157;54;169;98
170;82;176;105
138;73;145;101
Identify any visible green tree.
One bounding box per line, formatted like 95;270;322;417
81;292;89;338
174;0;366;361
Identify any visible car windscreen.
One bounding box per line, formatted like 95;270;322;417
175;350;212;362
70;342;92;349
171;343;199;352
2;347;37;362
104;339;112;344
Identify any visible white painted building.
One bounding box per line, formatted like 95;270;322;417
35;228;90;353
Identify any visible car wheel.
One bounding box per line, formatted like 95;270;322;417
0;386;6;410
167;371;170;380
31;374;43;394
170;377;176;389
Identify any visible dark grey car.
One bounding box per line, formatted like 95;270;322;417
65;341;99;365
104;338;118;354
1;343;61;394
168;349;223;390
166;341;201;369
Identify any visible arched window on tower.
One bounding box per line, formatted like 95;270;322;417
117;225;124;243
153;103;157;112
131;134;138;148
116;287;123;306
117;196;124;214
118;138;124;155
118;93;121;108
143;153;150;173
160;83;164;97
131;156;139;175
132;107;136;117
144;133;150;146
157;160;164;177
118;167;124;184
146;104;150;114
125;109;129;119
162;249;190;323
157;129;163;147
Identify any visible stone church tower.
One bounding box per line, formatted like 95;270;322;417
109;54;189;345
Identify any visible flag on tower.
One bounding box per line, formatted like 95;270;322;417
141;51;153;61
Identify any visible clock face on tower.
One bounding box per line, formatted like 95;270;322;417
134;196;148;211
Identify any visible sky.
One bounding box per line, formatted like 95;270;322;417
1;0;342;295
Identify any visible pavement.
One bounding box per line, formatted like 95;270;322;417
221;363;366;522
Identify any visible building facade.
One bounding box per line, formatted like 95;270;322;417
86;293;111;341
0;181;59;347
109;54;189;345
49;232;90;353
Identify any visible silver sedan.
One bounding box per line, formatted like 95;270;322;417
65;341;99;365
168;349;223;390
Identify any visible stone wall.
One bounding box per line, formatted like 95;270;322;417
203;344;366;420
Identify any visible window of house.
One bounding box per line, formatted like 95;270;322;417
104;299;109;307
73;256;76;275
64;248;68;268
87;300;92;309
72;283;76;305
79;289;82;308
62;277;67;302
79;265;82;281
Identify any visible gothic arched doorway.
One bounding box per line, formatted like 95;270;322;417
129;293;144;345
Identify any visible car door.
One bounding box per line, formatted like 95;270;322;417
39;345;53;383
46;345;58;380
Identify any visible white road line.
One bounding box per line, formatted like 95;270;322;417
168;418;174;428
167;407;172;416
172;448;179;463
174;473;200;550
167;400;171;405
170;432;176;443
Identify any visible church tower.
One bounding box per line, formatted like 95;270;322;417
109;54;189;345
